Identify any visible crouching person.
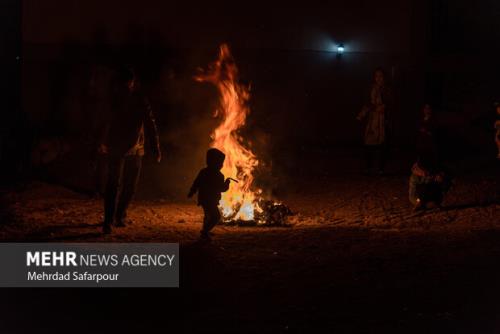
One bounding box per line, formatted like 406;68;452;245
409;157;452;211
188;148;232;241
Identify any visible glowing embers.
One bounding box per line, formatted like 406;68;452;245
223;200;293;227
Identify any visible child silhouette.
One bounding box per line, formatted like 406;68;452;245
188;148;231;240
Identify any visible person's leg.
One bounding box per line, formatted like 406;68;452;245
206;205;221;232
200;204;221;239
201;205;211;238
116;155;142;225
103;156;124;232
95;153;108;197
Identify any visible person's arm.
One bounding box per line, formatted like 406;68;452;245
221;178;230;192
143;97;161;162
188;171;202;198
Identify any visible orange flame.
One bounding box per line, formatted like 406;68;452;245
195;44;262;221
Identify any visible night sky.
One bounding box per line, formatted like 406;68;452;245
17;0;500;160
23;0;414;52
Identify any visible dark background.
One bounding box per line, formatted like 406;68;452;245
1;0;498;196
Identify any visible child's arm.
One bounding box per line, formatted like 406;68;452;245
188;172;201;198
217;173;231;193
221;178;231;192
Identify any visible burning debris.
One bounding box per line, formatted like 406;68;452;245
195;44;293;227
221;200;294;227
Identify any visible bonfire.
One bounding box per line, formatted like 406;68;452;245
195;44;292;226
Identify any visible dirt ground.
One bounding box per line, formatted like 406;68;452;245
0;159;499;333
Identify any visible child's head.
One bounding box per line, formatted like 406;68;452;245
495;102;500;115
206;148;225;170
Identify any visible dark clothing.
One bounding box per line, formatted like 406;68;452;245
409;174;450;207
416;117;438;161
201;204;221;235
104;155;142;226
416;182;445;205
101;88;160;157
189;164;230;236
100;86;159;227
189;167;229;206
408;163;451;207
94;153;108;196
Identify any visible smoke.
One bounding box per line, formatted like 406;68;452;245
139;59;221;200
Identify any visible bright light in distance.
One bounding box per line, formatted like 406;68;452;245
337;44;345;53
